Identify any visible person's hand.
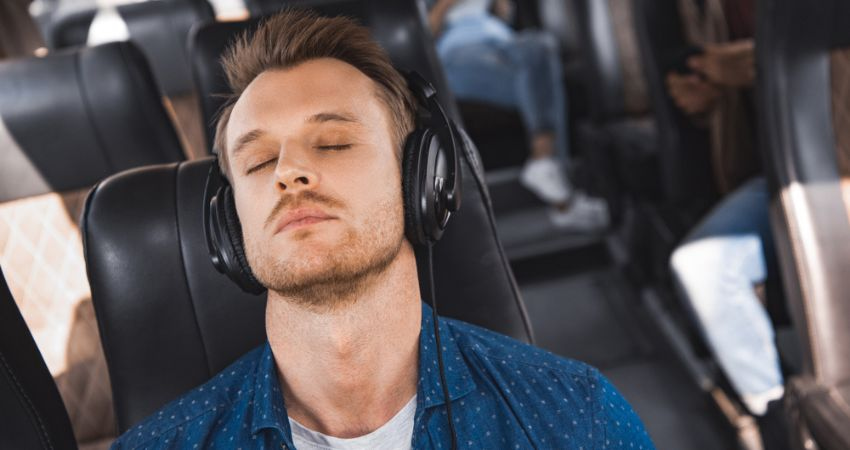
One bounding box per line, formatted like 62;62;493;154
666;72;721;115
687;39;755;88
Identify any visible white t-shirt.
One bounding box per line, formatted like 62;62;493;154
288;395;417;450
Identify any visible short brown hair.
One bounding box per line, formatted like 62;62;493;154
213;9;417;178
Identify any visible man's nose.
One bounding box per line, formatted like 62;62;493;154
273;155;318;192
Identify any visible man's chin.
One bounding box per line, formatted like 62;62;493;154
260;261;369;308
254;240;403;307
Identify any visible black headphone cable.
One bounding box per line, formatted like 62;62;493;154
419;244;458;450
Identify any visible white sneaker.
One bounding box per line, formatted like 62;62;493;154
548;193;610;231
742;386;785;416
520;157;571;205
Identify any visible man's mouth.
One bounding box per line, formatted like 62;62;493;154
274;208;337;234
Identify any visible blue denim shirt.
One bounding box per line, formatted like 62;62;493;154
112;303;654;449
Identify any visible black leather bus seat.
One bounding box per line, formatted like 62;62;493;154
48;0;216;159
0;41;185;447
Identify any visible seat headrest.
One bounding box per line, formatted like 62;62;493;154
0;41;184;202
48;0;214;96
83;128;531;431
0;267;77;450
190;0;458;149
757;0;850;386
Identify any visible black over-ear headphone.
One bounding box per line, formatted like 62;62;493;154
203;71;462;295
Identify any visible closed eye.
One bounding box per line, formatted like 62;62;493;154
317;144;353;151
246;159;276;175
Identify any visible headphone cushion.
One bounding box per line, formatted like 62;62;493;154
402;127;428;245
221;188;264;293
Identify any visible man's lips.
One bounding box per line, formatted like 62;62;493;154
273;208;337;234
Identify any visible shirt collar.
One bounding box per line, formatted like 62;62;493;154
248;302;477;438
250;344;293;440
418;302;476;409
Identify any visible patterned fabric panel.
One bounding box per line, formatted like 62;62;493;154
832;48;850;223
0;191;115;447
609;0;650;115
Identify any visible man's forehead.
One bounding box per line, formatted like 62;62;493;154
226;58;385;144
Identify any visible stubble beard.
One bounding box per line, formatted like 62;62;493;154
246;200;405;311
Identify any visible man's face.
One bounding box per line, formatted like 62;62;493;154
225;58;406;304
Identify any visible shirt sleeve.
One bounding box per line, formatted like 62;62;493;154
589;367;656;449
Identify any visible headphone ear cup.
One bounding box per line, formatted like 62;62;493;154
216;186;266;294
402;127;429;246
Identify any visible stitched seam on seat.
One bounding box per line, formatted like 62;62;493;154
172;162;214;376
75;49;117;175
0;352;55;449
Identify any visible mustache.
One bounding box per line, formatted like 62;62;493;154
264;190;345;230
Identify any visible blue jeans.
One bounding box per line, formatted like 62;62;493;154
670;177;784;415
437;19;569;161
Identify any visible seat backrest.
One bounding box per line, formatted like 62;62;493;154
757;0;850;389
0;41;185;446
190;0;460;148
47;0;216;159
572;0;649;121
48;0;214;97
0;267;77;450
633;0;716;205
83;132;532;432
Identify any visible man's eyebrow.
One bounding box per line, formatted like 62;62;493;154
307;111;361;124
231;129;267;157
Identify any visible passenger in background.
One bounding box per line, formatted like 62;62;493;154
428;0;609;230
665;1;787;448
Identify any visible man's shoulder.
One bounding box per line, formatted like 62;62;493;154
444;317;599;382
112;346;265;449
445;318;655;448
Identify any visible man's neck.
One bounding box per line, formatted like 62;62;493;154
265;243;421;439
